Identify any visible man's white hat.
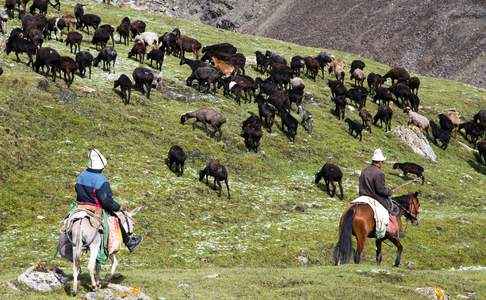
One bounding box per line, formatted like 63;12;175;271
88;149;107;170
372;148;386;161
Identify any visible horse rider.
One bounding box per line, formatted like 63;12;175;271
358;149;404;238
75;149;143;252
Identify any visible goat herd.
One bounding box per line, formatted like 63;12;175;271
1;2;486;199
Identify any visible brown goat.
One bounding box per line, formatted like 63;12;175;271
65;31;82;53
62;15;77;32
180;108;226;140
211;56;234;76
60;56;78;87
383;67;410;85
304;56;319;80
328;59;346;83
176;35;202;59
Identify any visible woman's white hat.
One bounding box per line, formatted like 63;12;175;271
88;149;107;170
372;148;386;161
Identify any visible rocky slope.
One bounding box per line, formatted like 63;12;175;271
152;0;486;88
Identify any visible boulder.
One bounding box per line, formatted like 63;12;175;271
85;284;151;300
396;125;437;162
17;265;68;292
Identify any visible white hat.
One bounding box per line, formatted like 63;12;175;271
372;149;386;161
88;149;107;170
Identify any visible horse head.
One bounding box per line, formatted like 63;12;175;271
116;207;142;236
405;191;421;225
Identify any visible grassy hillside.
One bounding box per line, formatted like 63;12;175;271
0;0;486;298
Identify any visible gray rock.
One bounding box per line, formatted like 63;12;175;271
85;284;151;300
396;125;437;162
17;266;68;292
415;287;448;300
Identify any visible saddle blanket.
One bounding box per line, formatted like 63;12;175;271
351;196;389;239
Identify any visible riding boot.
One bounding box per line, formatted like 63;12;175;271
117;217;143;252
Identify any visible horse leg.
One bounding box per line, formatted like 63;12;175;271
107;254;118;281
71;221;83;296
354;233;366;264
88;239;101;289
390;238;403;267
375;239;383;265
95;263;101;286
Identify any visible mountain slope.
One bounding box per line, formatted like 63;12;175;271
0;0;486;298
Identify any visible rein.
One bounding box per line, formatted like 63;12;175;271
394;196;418;222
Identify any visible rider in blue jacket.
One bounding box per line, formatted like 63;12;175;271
75;149;142;252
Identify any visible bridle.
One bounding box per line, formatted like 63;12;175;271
395;195;419;222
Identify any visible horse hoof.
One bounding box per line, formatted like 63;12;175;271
71;290;77;297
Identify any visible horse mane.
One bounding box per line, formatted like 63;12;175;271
392;193;411;208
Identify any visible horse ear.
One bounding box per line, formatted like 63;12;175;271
414;191;420;197
128;206;143;217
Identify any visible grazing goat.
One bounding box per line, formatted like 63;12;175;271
304;56;319;80
473;109;486;133
367;72;384;96
393;162;425;184
389;83;412;108
21;14;47;33
373;104;393;132
91;27;111;49
346;86;368;109
74;3;85;25
383;67;410;85
218;78;242;105
46;17;66;41
241;113;263;152
27;29;43;48
359;108;372;133
128;41;146;63
186;66;220;93
116;17;130;45
34;47;61;81
404;107;429;135
288;87;304;108
279;108;298;142
130;20;146;39
199;160;230;199
5;35;37;66
99;24;115;47
147;48;164;71
59;56;78;87
65;31;82;53
255;95;277;133
255;77;277;96
265;50;287;69
160;31;177;55
134;31;158;47
351;68;365;86
430;120;451;150
328;59;346;83
93;47;116;73
328;79;347;99
270;63;292;89
315;52;333;78
176;34;201;59
438;113;454;133
62;15;77;32
255;50;268;73
201;43;237;61
132;67;154;98
29;0;60;15
75;50;93;78
345;118;365;141
408;76;420;95
350;60;365;74
180;56;209;73
180;108;226;140
315;163;343;199
373;86;393;106
114;74;132;105
477;140;486;164
291;56;305;76
290;77;305;90
167;145;186;176
408;94;420;112
333;95;346;120
297;105;313;133
268;89;291;113
459;121;482;144
211;56;234;76
79;14;100;34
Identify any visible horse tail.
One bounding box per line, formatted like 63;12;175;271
334;207;355;265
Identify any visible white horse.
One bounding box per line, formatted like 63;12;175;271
70;207;141;296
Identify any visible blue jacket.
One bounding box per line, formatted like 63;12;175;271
75;169;120;211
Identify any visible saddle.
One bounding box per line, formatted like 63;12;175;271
62;205;103;234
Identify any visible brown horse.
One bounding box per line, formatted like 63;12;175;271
334;192;421;267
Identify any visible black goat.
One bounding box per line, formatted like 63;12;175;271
373;86;393;106
408;76;420;95
389;83;412;108
116;17;130;45
367;72;384;96
255;50;269;74
128;41;146;63
290;55;304;76
5;36;37;66
328;79;346;99
147;48;165;71
199;160;230;199
93;47;116;73
438;113;454;133
344;118;365;141
409;94;420;112
34;47;60;81
160;31;177;54
373;104;393;132
186;66;220;94
333;95;346;120
79;14;100;34
179;56;209;73
279;109;298;142
91;27;111;49
75;51;93;78
288;87;304;108
393;162;425;184
477;140;486;164
350;60;365;74
430;120;451;150
346;87;368;108
315;52;333;78
114;74;132;105
255;95;277;133
315;163;344;199
255;77;277;96
167;145;187;176
459;121;482;144
132;67;154;98
241;113;263;152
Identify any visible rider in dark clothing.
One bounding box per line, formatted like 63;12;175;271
75;149;142;252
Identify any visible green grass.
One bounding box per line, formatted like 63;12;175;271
0;0;486;298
